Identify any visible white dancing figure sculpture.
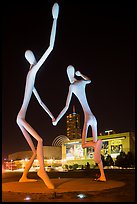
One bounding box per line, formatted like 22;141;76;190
16;3;59;189
53;65;106;181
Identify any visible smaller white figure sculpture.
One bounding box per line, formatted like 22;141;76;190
53;65;106;181
16;3;59;189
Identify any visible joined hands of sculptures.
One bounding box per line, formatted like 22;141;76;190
16;3;59;189
53;65;106;182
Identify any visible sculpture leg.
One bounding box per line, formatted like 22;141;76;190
36;138;54;189
82;122;96;148
94;140;106;181
91;115;97;143
18;125;37;182
17;119;54;189
97;160;106;181
19;152;37;182
82;122;88;147
91;125;97;143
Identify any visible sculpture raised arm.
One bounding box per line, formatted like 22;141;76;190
25;3;59;73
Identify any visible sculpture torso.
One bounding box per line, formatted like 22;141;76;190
17;68;36;119
71;80;92;116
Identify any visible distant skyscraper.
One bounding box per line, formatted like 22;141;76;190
66;105;81;140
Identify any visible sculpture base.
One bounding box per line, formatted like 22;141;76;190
3;178;125;194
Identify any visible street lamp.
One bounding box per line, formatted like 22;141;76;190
105;130;113;135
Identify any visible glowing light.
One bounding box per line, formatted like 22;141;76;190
24;196;31;201
77;194;86;199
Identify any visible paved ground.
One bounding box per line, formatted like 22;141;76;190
2;169;135;202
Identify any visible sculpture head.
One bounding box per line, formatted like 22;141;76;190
67;65;75;83
25;50;37;65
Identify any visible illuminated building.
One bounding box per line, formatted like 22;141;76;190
5;131;135;170
62;131;135;167
66;105;81;139
6;146;62;171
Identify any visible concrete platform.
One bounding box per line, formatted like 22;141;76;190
2;178;125;194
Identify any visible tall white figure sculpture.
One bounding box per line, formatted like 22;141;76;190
53;65;106;181
16;3;59;189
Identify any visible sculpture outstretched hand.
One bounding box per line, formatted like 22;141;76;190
52;3;59;19
16;3;59;189
53;65;106;181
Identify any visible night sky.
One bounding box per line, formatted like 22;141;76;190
2;1;135;159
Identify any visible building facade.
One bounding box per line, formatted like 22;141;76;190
62;132;135;167
5;132;135;170
6;146;62;170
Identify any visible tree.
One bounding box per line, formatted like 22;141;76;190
105;154;114;166
115;151;134;168
73;163;78;170
126;151;135;167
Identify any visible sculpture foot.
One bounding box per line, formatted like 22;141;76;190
94;177;106;182
19;178;37;182
93;140;103;165
37;170;55;189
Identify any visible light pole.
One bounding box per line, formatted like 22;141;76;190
11;159;13;171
